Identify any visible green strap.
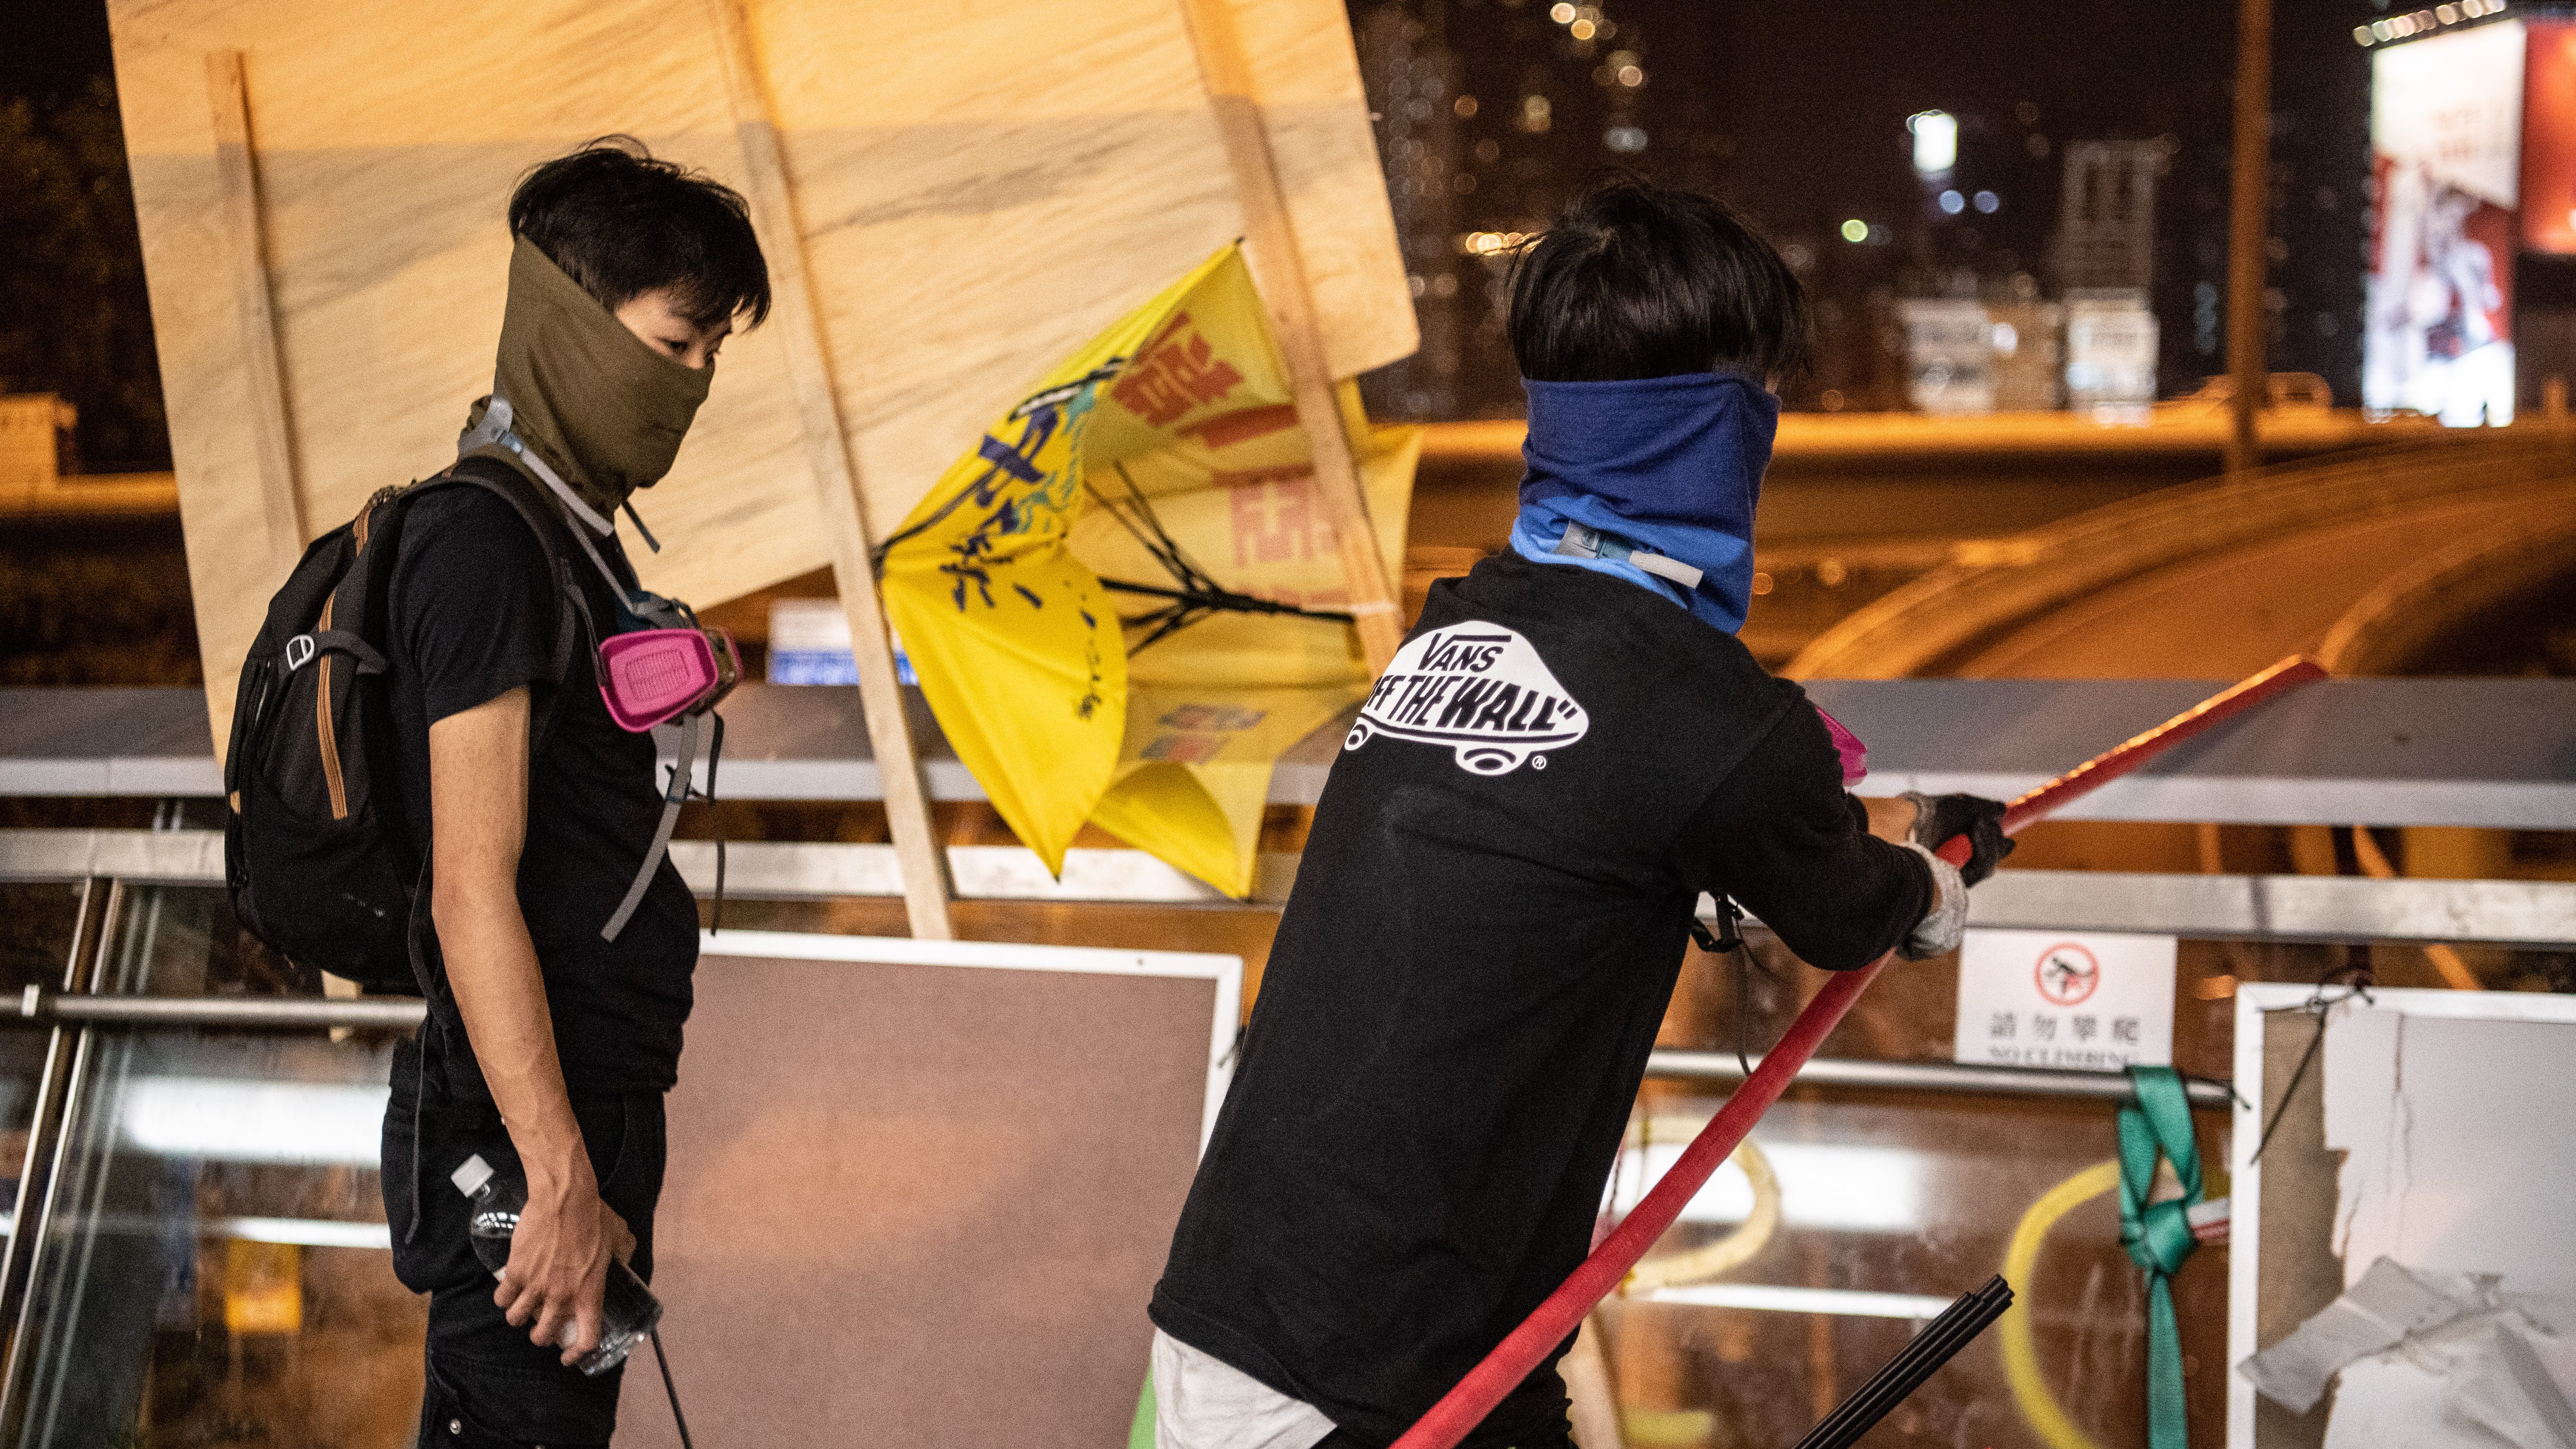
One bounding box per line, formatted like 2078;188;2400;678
2119;1065;2203;1449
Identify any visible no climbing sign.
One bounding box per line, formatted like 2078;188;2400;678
1951;928;2176;1071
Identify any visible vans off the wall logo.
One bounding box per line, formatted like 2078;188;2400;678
1344;623;1589;775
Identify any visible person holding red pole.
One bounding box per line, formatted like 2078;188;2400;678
1145;175;2013;1449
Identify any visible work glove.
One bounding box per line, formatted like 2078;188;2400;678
1901;791;2013;887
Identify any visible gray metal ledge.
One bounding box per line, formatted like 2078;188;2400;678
1962;867;2576;948
1808;676;2576;828
5;830;2571;947
6;677;2572;825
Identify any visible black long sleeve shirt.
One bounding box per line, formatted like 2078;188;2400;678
1151;552;1930;1448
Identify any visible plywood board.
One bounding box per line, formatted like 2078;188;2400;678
105;0;1413;747
618;929;1238;1446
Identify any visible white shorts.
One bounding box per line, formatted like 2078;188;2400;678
1151;1328;1340;1449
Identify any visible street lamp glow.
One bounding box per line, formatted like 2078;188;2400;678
1908;109;1958;175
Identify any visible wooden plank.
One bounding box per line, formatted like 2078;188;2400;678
202;50;304;580
1177;0;1405;670
700;0;954;939
111;0;1412;749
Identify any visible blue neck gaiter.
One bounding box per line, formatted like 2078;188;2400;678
1507;371;1778;634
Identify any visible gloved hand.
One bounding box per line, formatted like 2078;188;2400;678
1902;792;2013;886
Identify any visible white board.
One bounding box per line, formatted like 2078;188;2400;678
2227;984;2576;1447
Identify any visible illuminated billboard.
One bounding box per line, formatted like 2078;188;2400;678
2365;19;2524;426
2520;21;2576;253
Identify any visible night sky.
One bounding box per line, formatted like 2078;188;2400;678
3;0;113;101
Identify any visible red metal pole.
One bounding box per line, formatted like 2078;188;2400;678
1387;655;2328;1449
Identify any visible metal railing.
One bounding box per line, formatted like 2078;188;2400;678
1644;1050;2235;1107
0;824;2559;1428
0;989;2233;1105
7;829;2575;945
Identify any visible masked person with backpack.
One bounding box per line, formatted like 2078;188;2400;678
227;140;765;1446
1144;176;2014;1449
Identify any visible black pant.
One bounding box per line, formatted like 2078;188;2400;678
383;1036;667;1447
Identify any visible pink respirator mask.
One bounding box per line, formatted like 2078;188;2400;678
598;626;741;733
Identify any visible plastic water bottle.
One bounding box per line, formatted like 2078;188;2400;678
452;1152;663;1375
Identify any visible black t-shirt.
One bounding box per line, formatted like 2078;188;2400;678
1149;552;1931;1448
384;480;698;1102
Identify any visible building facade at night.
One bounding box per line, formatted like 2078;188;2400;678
1350;0;2383;416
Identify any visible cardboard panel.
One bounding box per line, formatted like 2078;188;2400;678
618;933;1230;1446
2252;1007;2341;1449
105;0;1413;748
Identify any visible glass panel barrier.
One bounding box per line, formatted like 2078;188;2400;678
104;881;311;999
1606;933;2305;1448
0;877;2549;1447
10;1030;412;1449
6;886;420;1449
0;885;87;1288
1601;1091;2197;1449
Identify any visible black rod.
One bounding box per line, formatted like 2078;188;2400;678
1789;1275;2013;1449
1814;1277;2011;1446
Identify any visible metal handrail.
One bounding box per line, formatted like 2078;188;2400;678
1645;1049;2234;1108
0;986;2229;1105
6;830;2574;946
10;986;424;1031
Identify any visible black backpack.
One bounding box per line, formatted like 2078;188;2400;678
223;455;591;993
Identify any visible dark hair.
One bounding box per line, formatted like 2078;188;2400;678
509;137;772;329
1507;174;1808;384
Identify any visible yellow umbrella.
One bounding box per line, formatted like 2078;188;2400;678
879;245;1415;897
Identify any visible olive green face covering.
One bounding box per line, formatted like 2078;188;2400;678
448;239;733;947
463;236;713;526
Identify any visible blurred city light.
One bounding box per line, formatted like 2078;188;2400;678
1648;1284;1958;1321
1604;125;1647;153
1604;1138;1930;1233
1908;109;1958;174
121;1077;387;1165
1974;189;2001;213
2359;0;2508;42
1938;189;1966;215
1549;1;1575;20
1840;218;1870;242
